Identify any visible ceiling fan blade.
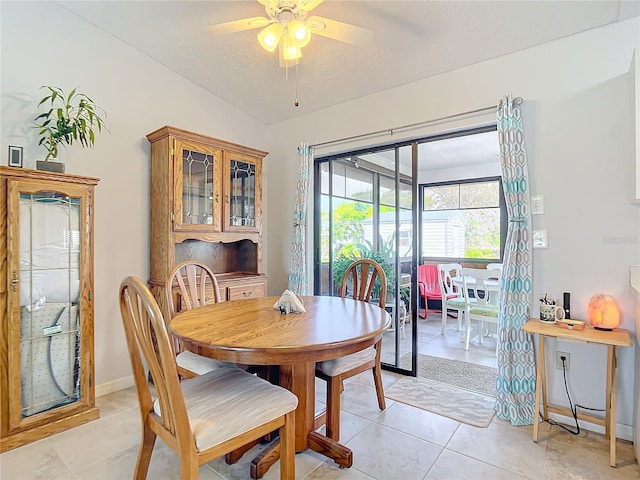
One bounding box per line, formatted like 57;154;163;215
307;16;373;45
207;16;270;36
298;0;324;12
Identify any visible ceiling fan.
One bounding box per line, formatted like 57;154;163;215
207;0;373;66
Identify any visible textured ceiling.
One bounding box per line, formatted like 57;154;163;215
60;1;638;125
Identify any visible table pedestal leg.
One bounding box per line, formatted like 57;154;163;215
308;431;353;467
249;362;353;478
225;438;261;465
250;441;281;479
280;362;315;452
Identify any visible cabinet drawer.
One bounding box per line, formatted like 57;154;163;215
227;283;265;301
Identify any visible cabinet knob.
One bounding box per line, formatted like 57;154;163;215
11;271;18;292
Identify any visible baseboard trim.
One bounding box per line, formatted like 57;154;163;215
95;376;134;397
547;411;633;442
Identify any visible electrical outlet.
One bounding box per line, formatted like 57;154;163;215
556;351;570;371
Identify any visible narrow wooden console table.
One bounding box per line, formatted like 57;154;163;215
522;319;632;467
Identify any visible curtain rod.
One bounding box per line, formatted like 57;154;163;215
311;98;522;149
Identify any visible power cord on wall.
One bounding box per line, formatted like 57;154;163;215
542;355;605;435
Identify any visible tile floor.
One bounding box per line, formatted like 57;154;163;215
381;310;500;370
1;315;638;479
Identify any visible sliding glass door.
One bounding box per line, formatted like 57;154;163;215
314;145;418;375
313;125;502;376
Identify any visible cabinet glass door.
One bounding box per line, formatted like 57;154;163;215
224;153;261;232
7;180;91;425
174;140;222;232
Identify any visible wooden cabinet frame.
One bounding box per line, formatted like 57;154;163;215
146;126;268;306
0;167;100;452
223;151;262;233
172;138;223;233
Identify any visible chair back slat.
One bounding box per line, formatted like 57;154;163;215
438;263;462;297
460;267;501;308
166;261;221;321
120;276;190;442
183;263;207;310
339;259;387;308
165;261;223;376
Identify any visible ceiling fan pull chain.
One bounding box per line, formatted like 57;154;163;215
294;63;300;107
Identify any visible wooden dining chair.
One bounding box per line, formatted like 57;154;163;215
119;276;297;480
316;258;387;441
165;261;232;379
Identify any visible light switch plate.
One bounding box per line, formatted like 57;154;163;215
531;195;544;214
533;230;548;249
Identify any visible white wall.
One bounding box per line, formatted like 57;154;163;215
265;18;640;432
1;2;268;392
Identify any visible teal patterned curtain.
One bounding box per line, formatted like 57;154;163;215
288;143;313;295
495;95;536;425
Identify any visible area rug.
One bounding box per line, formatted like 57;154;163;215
385;376;496;427
400;354;497;397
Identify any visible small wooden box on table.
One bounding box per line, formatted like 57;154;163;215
522;319;632;467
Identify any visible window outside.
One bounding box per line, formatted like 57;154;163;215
422;179;502;260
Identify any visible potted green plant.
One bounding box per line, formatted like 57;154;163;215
34;86;107;172
332;242;408;305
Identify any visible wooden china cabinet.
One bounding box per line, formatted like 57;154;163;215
146;126;268;309
0;167;100;452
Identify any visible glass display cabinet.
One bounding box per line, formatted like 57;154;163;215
146;126;267;307
224;152;261;232
174;139;222;233
1;167;100;452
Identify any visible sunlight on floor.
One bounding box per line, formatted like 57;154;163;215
382;311;498;370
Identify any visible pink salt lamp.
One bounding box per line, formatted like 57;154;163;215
587;294;620;331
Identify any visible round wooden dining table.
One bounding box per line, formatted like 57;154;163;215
169;295;391;479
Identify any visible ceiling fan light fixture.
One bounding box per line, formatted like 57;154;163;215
287;19;311;48
257;22;283;52
207;0;372;68
282;35;302;60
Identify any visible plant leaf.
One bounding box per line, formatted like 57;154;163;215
34;85;107;158
67;87;77;104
